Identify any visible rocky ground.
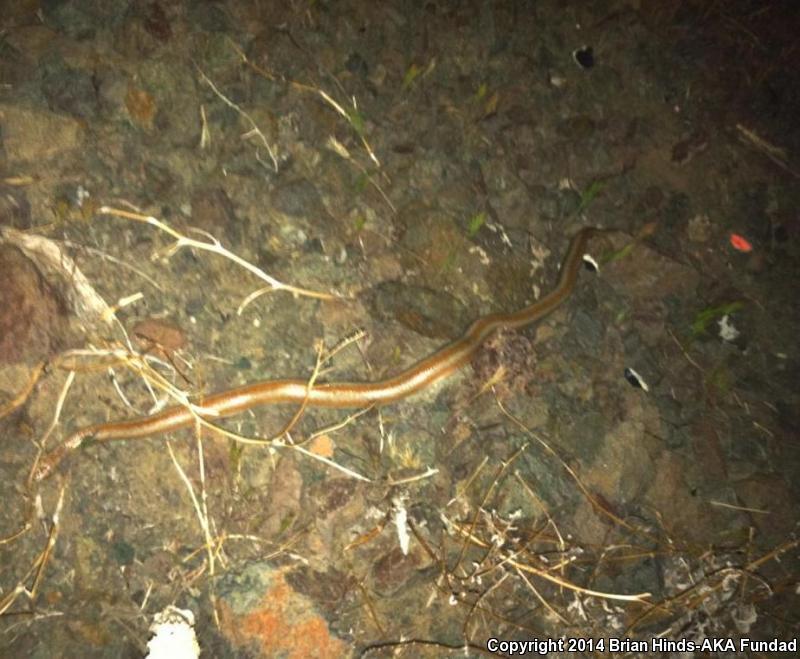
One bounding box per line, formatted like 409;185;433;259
1;1;798;657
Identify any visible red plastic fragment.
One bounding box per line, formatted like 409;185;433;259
730;233;753;253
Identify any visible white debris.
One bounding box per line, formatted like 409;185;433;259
393;495;411;556
718;314;740;342
145;606;200;659
624;367;650;392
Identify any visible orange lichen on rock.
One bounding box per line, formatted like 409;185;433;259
219;568;346;659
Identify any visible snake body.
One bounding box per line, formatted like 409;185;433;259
34;227;599;481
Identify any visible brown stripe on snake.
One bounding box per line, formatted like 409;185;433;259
33;227;602;481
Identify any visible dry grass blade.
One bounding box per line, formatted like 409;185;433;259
28;371;76;486
496;397;654;539
196;66;279;172
443;513;650;603
0;486;66;617
99;206;339;302
0;226;111;323
0;361;45;420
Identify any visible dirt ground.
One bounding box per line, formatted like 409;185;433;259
1;1;798;657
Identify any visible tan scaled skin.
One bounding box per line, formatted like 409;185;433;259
34;227;601;481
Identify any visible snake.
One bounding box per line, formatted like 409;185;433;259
33;227;601;481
